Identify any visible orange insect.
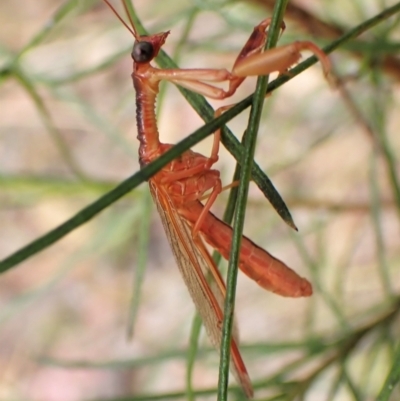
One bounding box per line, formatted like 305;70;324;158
104;1;330;397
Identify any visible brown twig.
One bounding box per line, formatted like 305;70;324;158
253;0;400;81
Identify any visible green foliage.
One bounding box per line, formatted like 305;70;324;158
0;0;399;400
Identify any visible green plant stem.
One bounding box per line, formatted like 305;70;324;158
217;1;289;399
126;189;152;339
186;313;202;401
13;69;88;181
376;342;400;401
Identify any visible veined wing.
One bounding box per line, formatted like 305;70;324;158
149;180;253;398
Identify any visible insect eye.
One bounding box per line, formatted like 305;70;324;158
131;41;154;63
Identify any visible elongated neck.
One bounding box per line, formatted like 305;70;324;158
133;69;161;167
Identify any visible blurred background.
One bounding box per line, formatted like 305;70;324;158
0;0;399;400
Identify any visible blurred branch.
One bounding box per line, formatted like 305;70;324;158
40;298;400;399
286;300;400;399
253;0;400;81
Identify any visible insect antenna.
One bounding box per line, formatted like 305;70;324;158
120;0;141;39
102;0;139;39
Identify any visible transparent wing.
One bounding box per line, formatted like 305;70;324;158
149;180;253;398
